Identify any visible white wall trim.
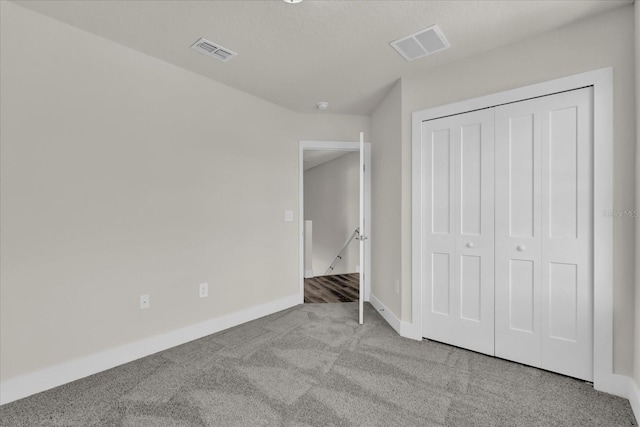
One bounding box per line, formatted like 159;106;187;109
628;377;640;425
399;318;423;341
0;294;299;405
298;140;372;305
369;293;401;334
370;293;421;341
411;67;617;394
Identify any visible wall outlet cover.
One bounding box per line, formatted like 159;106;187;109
199;283;208;298
140;294;150;309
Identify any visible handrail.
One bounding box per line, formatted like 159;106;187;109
325;227;360;275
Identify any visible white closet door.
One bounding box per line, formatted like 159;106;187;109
495;88;593;380
539;88;593;380
494;101;543;367
421;109;495;356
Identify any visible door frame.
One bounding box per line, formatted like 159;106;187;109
298;140;372;304
411;67;620;395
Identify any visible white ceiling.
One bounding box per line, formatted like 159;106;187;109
12;0;632;115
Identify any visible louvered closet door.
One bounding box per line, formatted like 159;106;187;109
494;88;593;381
421;109;495;356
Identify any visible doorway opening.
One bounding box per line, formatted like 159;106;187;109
298;139;371;323
303;149;360;303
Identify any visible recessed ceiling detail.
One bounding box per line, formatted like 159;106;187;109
191;37;237;62
390;25;450;62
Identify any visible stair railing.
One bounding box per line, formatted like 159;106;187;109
324;227;360;275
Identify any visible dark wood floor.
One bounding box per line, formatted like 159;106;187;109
304;273;359;303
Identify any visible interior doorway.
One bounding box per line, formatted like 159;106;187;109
303;149;360;303
298;139;371;322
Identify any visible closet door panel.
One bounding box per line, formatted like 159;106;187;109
495;104;542;368
509;259;536;333
547;262;578;341
495;88;593;380
456;112;495;355
459;122;485;325
548;107;578;239
508;114;536;238
432;129;452;235
460;255;481;321
431;253;451;315
460;123;482;236
422;109;494;356
422;119;457;343
540;88;593;381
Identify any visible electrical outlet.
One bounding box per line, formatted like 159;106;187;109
140;294;150;309
199;283;208;298
394;279;400;295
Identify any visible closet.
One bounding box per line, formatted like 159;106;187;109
420;87;593;381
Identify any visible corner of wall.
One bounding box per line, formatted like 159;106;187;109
633;0;640;395
369;79;403;319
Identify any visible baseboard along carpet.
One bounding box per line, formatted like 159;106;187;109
304;273;359;303
0;303;635;426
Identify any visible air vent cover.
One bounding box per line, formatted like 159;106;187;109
191;38;237;62
390;25;450;62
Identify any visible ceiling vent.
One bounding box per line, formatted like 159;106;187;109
191;37;237;62
390;25;450;62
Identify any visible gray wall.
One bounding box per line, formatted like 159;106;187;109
0;2;370;381
370;80;402;314
304;153;360;276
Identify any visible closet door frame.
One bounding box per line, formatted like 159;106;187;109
411;67;617;396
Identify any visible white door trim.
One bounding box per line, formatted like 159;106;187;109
411;67;619;395
298;140;372;305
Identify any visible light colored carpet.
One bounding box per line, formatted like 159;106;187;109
0;303;636;426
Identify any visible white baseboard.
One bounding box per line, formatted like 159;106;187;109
304;269;313;278
0;294;300;406
368;293;403;334
628;377;640;425
593;373;639;424
368;293;422;341
399;319;422;341
595;372;632;398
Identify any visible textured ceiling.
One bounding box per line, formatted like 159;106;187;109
12;0;632;115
